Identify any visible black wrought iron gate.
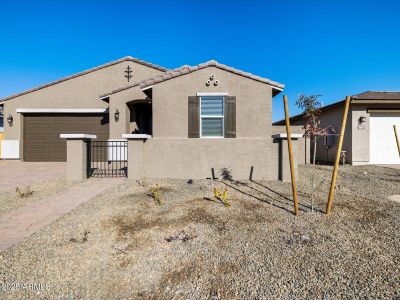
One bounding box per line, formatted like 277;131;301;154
87;140;128;178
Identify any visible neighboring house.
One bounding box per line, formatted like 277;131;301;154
0;106;3;154
274;91;400;165
1;56;308;180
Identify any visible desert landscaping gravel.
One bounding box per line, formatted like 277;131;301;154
0;165;399;299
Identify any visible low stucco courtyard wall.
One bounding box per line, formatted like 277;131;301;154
132;138;277;180
126;137;305;181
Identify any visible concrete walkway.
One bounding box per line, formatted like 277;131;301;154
0;178;123;252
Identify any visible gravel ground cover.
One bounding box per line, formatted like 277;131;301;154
0;177;76;216
0;165;399;299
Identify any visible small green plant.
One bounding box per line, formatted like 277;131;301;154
148;184;164;205
15;186;34;198
213;188;230;207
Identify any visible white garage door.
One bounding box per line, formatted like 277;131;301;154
370;113;400;164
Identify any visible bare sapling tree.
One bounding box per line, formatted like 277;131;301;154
296;94;335;165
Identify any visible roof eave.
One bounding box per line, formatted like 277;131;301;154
1;56;169;102
139;61;285;91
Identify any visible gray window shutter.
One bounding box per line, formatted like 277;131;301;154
188;96;200;138
224;96;236;138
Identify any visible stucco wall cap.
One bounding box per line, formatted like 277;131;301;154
60;134;97;139
122;134;152;139
272;133;303;139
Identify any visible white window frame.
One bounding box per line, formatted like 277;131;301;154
199;95;224;138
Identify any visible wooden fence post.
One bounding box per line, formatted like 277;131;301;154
283;95;299;216
325;96;351;214
394;125;400;158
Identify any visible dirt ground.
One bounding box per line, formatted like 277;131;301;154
0;165;399;299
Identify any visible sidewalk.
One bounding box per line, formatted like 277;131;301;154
0;178;123;252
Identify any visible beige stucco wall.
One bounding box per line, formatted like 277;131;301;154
108;86;150;139
314;105;352;163
113;67;302;180
351;105;369;164
132;67;279;180
272;125;310;165
151;67;273;138
65;139;88;181
140;138;273;180
3;60;163;158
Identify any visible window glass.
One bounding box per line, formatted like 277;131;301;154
200;96;224;137
201;96;223;116
201;118;223;137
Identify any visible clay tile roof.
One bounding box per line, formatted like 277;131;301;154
1;56;169;102
138;60;285;90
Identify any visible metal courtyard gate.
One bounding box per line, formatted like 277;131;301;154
87;140;128;177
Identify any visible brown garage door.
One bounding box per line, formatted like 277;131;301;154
24;113;109;162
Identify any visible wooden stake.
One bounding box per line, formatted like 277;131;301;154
283;95;299;216
325;96;351;214
394;125;400;158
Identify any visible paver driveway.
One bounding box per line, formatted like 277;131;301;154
0;161;66;193
0;178;123;252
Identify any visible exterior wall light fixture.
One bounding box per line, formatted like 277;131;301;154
114;109;120;122
7;114;13;126
358;116;366;124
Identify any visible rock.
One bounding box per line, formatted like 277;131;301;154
300;235;311;243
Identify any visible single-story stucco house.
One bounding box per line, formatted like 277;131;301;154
274;91;400;165
0;56;308;180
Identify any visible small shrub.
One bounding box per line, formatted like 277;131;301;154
148;184;164;205
136;180;147;187
213;188;231;207
15;186;34;198
165;230;197;242
219;168;233;181
69;230;90;243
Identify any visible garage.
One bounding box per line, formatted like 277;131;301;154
23;113;109;161
369;112;400;165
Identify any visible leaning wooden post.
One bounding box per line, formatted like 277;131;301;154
394;125;400;158
325;96;351;214
283;95;300;216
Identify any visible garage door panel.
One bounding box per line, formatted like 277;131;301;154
48;122;72;131
26;141;49;150
24;150;49;161
27;130;48;141
48;141;66;150
24;113;109;162
71;124;100;132
47;150;66;161
26;123;49;131
370;113;400;164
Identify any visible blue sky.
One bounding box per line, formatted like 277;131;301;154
1;0;399;121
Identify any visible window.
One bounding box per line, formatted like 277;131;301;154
200;96;224;137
